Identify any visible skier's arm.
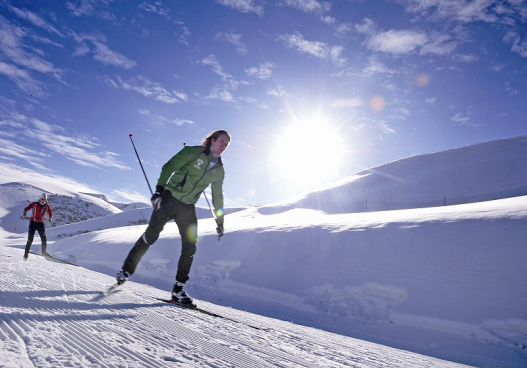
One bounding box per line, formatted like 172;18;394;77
47;205;53;221
24;202;36;213
157;146;195;187
211;177;225;225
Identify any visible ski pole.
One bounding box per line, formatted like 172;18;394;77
14;216;23;232
202;191;222;241
129;134;153;195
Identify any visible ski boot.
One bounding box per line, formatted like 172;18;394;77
171;282;195;306
116;270;130;285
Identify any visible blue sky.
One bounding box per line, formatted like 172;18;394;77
0;0;526;207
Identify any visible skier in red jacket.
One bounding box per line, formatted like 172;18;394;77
23;193;53;260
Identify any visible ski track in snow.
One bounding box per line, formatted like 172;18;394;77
0;247;465;368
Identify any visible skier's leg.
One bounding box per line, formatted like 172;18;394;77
173;200;198;284
121;192;174;275
23;241;31;259
35;222;47;255
24;222;36;259
170;200;197;304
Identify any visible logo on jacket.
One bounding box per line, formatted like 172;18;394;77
194;159;204;169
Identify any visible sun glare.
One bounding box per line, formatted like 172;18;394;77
271;116;346;192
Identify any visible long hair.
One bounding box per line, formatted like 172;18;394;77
201;130;231;149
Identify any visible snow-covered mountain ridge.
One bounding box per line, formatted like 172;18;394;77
294;135;527;213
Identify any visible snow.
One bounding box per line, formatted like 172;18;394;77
0;244;465;368
296;135;527;212
1;136;527;367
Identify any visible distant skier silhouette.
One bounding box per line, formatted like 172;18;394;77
23;193;53;260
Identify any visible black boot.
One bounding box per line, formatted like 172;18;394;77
23;241;31;260
116;270;131;285
41;240;49;257
171;282;194;306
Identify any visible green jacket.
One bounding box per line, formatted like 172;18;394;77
157;145;225;224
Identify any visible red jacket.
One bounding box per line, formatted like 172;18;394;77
24;202;53;222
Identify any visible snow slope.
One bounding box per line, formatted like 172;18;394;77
295;135;527;212
7;195;523;367
0;243;464;368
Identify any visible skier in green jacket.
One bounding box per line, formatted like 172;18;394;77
116;130;231;305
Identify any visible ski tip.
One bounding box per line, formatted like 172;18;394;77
102;284;120;296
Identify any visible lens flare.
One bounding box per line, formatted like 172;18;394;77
186;224;197;243
215;208;225;217
416;73;430;87
370;95;385;112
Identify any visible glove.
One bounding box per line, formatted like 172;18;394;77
216;223;224;240
22;212;26;219
151;185;164;209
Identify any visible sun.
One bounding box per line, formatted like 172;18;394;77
271;115;346;192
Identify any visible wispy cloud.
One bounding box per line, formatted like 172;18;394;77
503;31;527;58
0;61;45;97
175;21;192;46
379;122;396;135
425;97;437;104
0;111;130;171
452;53;479;63
245;62;276;79
105;75;188;104
356;18;463;57
0;136;48;170
278;32;347;66
200;55;247;102
200;55;233;81
451;112;470;124
368;29;428;55
71;33;136;69
283;0;331;14
215;31;248;55
206;89;235;102
331;98;363;109
7;5;65;37
112;188;150;203
267;86;290;97
397;0;526;24
137;2;171;18
159;117;194;126
0;15;65;88
66;0;117;20
215;0;264;16
332;56;398;78
397;0;527;57
283;0;351;37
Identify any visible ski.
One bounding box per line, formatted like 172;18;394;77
152;297;270;331
102;283;122;296
28;251;79;266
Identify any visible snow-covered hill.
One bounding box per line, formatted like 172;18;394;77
295;135;527;213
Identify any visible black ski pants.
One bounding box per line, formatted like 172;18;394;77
122;191;198;284
25;220;47;256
